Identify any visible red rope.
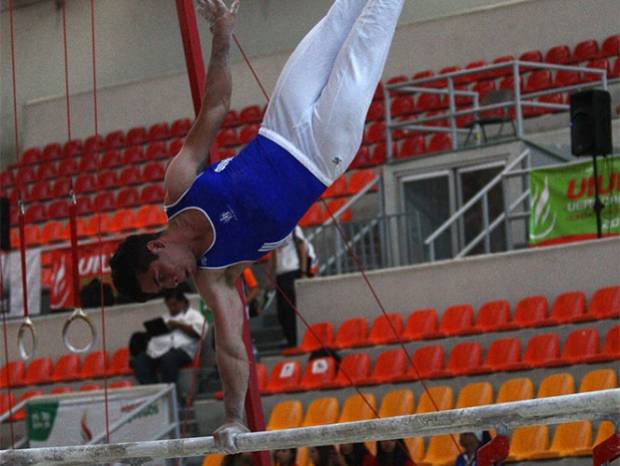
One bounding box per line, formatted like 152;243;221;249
232;34;270;102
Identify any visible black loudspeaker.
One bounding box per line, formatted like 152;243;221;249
570;90;612;157
0;197;9;251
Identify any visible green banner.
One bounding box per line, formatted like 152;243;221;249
529;156;620;246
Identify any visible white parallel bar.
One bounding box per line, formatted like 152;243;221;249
1;390;618;466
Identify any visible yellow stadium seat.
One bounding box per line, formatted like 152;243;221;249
302;397;339;427
416;386;453;413
579;369;618;392
405;437;425;463
419;435;460;466
532;421;592;459
537;373;575;398
594;421;616;447
456;382;493;408
496;377;534;403
379;389;414;418
507;425;549;461
267;400;303;430
202;454;224;466
339;393;376;423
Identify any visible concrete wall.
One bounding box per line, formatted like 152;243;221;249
1;0;617;162
295;237;620;329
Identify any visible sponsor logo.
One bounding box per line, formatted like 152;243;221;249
530;176;557;241
566;174;619;200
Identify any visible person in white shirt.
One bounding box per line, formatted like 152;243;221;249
132;289;206;385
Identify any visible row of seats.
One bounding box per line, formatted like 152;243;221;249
260;325;618;394
285;287;620;355
0;348;131;388
205;368;617;466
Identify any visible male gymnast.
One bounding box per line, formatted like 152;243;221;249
110;0;405;452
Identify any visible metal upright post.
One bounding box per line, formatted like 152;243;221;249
447;78;458;150
513;62;524;137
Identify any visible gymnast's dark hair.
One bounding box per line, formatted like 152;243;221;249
110;233;162;303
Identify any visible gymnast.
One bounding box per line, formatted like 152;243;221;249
110;0;405;452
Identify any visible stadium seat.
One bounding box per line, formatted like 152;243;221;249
142;162;166;182
561;328;600;364
479;337;524;372
12;390;44;421
545;44;572;64
405;437;425;464
417;92;445;112
119;166;142;186
283;322;334;355
584;324;620;363
461;59;488;83
438;66;461;88
326;352;370;388
80;383;101;392
508;425;550;461
25;204;47;223
222;110;239;128
573;39;600;63
325;199;352;222
23;357;53;385
216;129;239;147
40;221;67;244
513;295;550;327
136;205;166;229
350;146;370;169
101;150;123;169
76;196;94;216
168;138;185;158
445;342;483;376
366;100;385;121
363;348;408;384
109;380;134;389
299;203;324;227
52;354;81;382
87;213;112;236
300;357;337;390
488;55;514;79
79;351;108;380
42;143;62;161
21;147;42;164
109;209;137;233
79;154;98;172
391;95;415;117
538;373;575;398
386;75;408;96
302;397;339;427
593;422;616;448
107;348;131;376
0;361;26;388
523;333;562;368
582;58;610;82
116;187;140;209
50;178;71;199
17;165;36;184
339;393;376;423
37;162;58;181
579;369;617;392
367;313;403;345
416;385;453;413
420;435;460;466
58;157;80;177
427;133;452;153
372;82;385;100
347;169;377;195
0;170;15;186
141;185;165;204
533;421;592;459
145;141;168;160
171;118;192;138
496;377;534;403
379;389;414;418
125;126;147;146
104;130;125;150
267;400;303;430
439;304;475;336
321;176;348;199
364;121;386;144
48;200;70;220
239;105;262;124
456;382;493;408
265;361;302;394
367;142;391;165
83;134;104;154
395;345;445;381
94;191;115;211
548;291;587;323
123;146;146;165
50;386;72;395
332;318;369;349
397;135;426;159
402;308;440;340
475;299;514;332
28;182;52;202
610;57;620;78
202;454;224;466
588;285;620;319
147;122;170;141
97;170;119;190
519;49;543;69
555;69;581;87
239;124;259;145
412;69;437;86
601;34;620;57
525;70;553;93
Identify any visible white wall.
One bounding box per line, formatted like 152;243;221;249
1;0;618;163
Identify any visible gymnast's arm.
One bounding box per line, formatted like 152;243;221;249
164;0;239;202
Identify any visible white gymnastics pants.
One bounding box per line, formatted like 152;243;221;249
260;0;405;186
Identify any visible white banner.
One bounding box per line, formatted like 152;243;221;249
1;248;41;317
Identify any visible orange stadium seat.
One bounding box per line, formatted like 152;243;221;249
116;187;140;209
321;176;347;199
573;39;600;63
265;360;301;394
267;400;303;430
534;421;592;459
496;377;534;403
545;44;572;64
445;341;483;376
0;361;26;388
367;313;403;345
79;351;109;380
52;354;81;382
507;425;550;461
283;322;334;355
107;348;131;376
561;328;600;364
579;369;617;393
402;308;440;340
80;383;101;392
420;435;460;466
141;185;165;204
105;130;125;150
593;422;616;448
601;34;620;57
136;205;166;229
588;285;620;319
439;304;475;336
585;325;620;363
42;143;62;161
339;393;376;423
379;389;414;418
84;134;104;154
123;146;146;164
101;150;123;169
95;191;115;211
416;386;453;414
326;352;370;389
119;166;143;186
40;221;67;244
537;373;575;398
202;454;224;466
145;141;168;161
299;357;337;391
302;397;339;427
109;209;137;233
513;295;549;328
475;299;514;332
396;344;446;381
363;348;408;384
456;382;493;408
147;122;170;141
23;357;53;385
171;118;192;138
86;213;112;236
125;126;147;146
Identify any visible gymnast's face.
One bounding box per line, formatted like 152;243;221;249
136;239;196;294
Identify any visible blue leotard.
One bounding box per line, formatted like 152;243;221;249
165;135;325;269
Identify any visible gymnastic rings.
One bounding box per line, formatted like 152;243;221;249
62;307;97;353
17;316;37;361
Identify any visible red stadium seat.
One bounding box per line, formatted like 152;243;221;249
347;169;377;194
16;165;37;185
321;176;347;199
325;199;352;222
523;333;562;368
300;357;337;390
42;143;62;161
403;308;440;340
79;351;108;380
107;348;131;376
525;70;553;93
52;354;81;382
367;142;391;165
25;204;47;223
367;313;403;345
94;191;115;211
437;66;461;87
119;166;143;186
396;345;445;381
325;353;370;389
573;39;600;63
141;185;165;204
386;75;408;96
0;361;26;387
216;128;239;147
518;49;543;73
0;170;15;186
168;138;185;158
76;196;94;216
147;122;170;141
79;154;98;172
548;291;587;323
136;205;166;229
601;34;620;57
479;337;524;372
332;318;369;349
446;342;483;376
110;380;134;389
610;58;620;78
104;130;125;150
561;328;600;364
283;322;334;355
460;60;488;84
584;325;620;363
101;150;123;169
265;360;302;394
582;58;610;82
555;69;581;87
109;209;137;233
412;70;435;86
145;141;168;160
364;121;386;144
50;386;72;395
28;182;52;203
363;348;408;384
397;135;426;159
125;126;147;146
142;162;166;182
48;200;70;220
171;118;192;138
63;139;82;158
373;82;384;100
427;134;452;153
116;187;140;208
87;213;112;236
239;124;260;145
299;203;323;227
417;92;446;112
588;285;620;319
439;304;476;336
366;100;385;121
239;105;262;124
475;300;515;332
97;171;119;190
40;221;67;244
545;44;572;64
513;295;550;327
23;224;42;246
50;178;71;199
80;383;101;392
123;146;146;165
58;157;80;177
21;147;42;165
36;162;58;181
391;95;415;117
350;146;369;169
83;134;105;154
488;55;514;79
12;390;44;421
222;110;239;127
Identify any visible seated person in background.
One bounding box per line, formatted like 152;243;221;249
222;452;252;466
308;445;343;466
455;432;482;466
338;443;374;466
371;439;414;466
132;289;206;385
273;447;299;466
